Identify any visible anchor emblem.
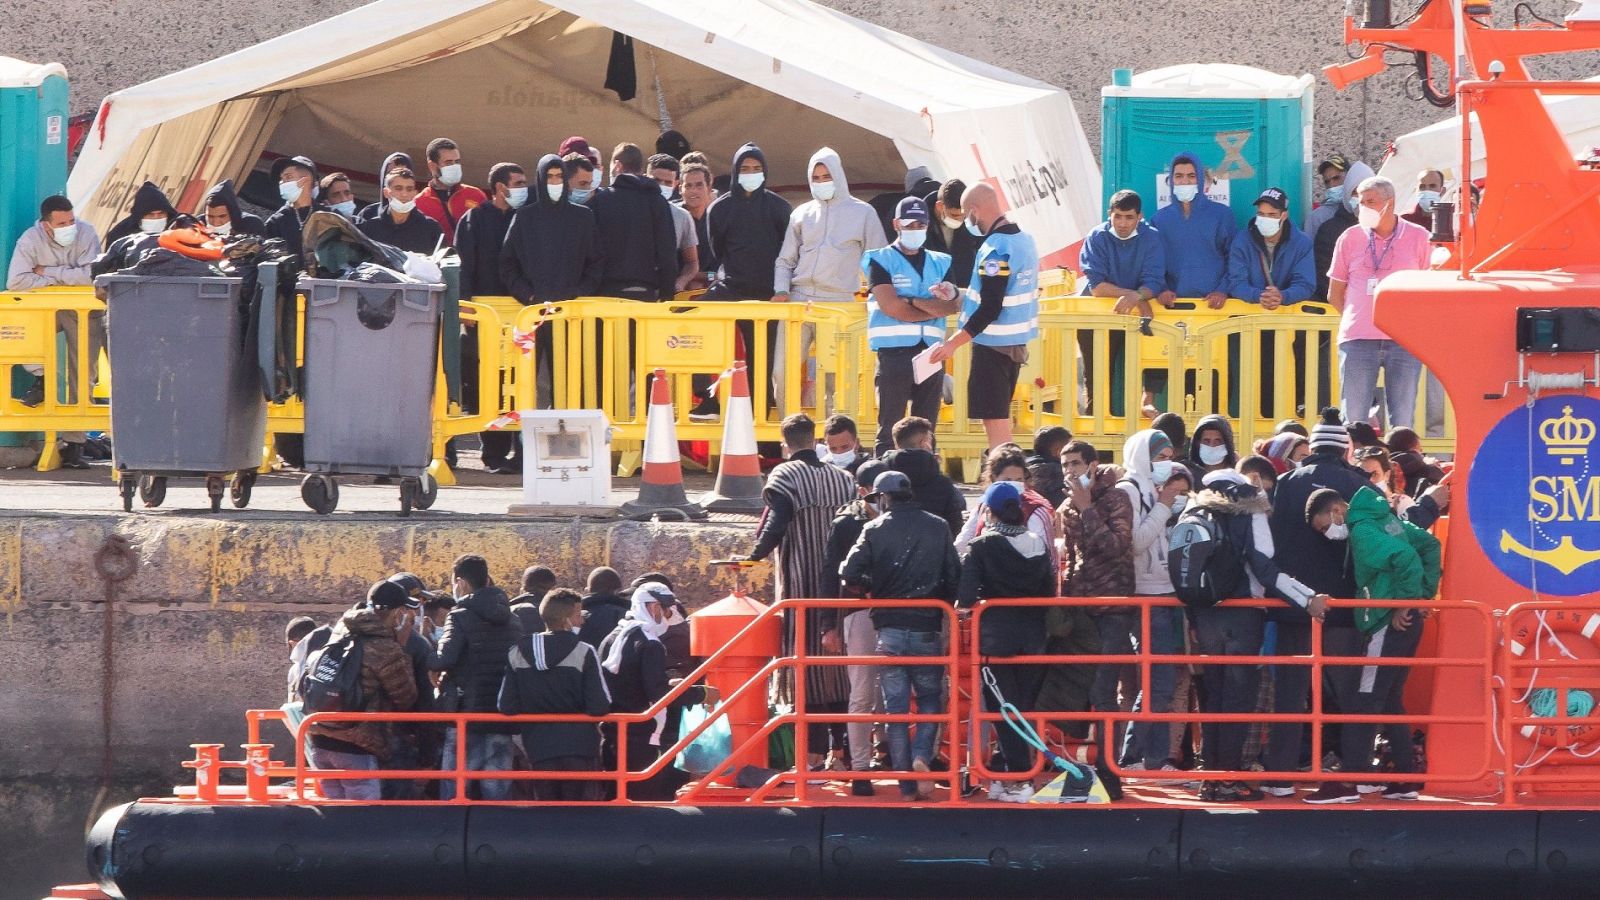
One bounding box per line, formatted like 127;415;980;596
1499;531;1600;576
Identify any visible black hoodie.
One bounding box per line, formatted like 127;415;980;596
704;143;792;297
589;171;677;300
429;585;524;724
499;153;604;304
203;180;265;237
577;590;631;649
1187;413;1239;474
882;447;967;537
358;152;416;220
454;198;512;298
105;181;180;244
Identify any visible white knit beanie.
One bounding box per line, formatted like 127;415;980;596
1309;407;1350;453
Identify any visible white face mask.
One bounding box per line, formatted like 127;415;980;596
546;183;565;202
1255;214;1283;238
506;186;529;209
659;184;675;200
1151;459;1176;484
738;172;765;193
51;224;77;247
389;197;416;214
898;228;927;251
1357;203;1385;230
209;222;232;238
1170;494;1190;515
279;180;303;204
942;215;964;230
331;199;357;217
1415;190;1441;213
1173;184;1199;203
1111;223;1137;241
811;181;836;202
965;218;984;237
816;443;856;467
1325;522;1349;541
439;163;463;186
1078;473;1093;489
139;216;167;234
1198;443;1228;466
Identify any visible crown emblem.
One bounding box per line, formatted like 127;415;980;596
1542;405;1596;465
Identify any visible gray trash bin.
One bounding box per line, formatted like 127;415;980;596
299;278;442;477
100;274;265;492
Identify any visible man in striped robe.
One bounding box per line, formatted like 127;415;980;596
748;413;857;772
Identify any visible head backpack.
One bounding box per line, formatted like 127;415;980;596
299;633;365;714
1167;507;1245;608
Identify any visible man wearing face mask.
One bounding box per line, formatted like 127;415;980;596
704;142;792;302
817;414;867;473
1227;188;1315;309
926;182;1039;449
1261;408;1367;796
201;179;264;238
357;168;444;255
262;156;325;261
647;153;700;295
358;153;415;220
1313;160;1375;302
861;196;961;456
499;154;604;308
320;174;359;220
923;179;981;287
1151;152;1236;311
1187;415;1238;475
1305;155;1351;246
415;138;487;247
457;163;529;474
1080;190;1166;317
1401;169;1446;230
104;180;179;244
1328;175;1432;430
588;143;677;302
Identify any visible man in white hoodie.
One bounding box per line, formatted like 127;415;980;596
771;148;888;411
1117;428;1191;772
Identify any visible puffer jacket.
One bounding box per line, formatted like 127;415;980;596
1187;481;1316;608
307;607;419;759
840;504;962;631
1026;452;1067;509
1119;431;1177;595
773;147;888;302
1060;463;1134;598
1347;485;1442;631
429;586;524;727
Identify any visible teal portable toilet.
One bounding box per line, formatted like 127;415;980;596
0;56;70;267
1101;64;1313;228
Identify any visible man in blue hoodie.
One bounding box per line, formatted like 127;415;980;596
1079;190;1165;315
1151;152;1236;310
1227;188;1315;307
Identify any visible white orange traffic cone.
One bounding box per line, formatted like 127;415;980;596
698;360;765;513
622;368;708;520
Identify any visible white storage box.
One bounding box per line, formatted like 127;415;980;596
508;410;616;515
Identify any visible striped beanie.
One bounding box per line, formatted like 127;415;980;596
1309;407;1350;453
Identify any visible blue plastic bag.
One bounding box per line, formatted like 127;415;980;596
675;705;733;775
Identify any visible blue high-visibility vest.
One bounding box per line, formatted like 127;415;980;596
860;245;952;351
958;228;1039;346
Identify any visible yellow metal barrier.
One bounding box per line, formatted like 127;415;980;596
0;287;109;471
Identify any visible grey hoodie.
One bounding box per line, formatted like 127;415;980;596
1120;428;1178;595
1305;160;1375;241
6;220;101;290
774;147;888;302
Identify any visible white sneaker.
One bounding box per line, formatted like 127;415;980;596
1121;761;1147;772
1261;785;1298;798
912;758;935;799
994;783;1036;804
1357;784;1385;795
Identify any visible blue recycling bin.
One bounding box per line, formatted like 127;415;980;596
1101;64;1314;228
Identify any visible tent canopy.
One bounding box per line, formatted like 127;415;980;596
69;0;1101;266
1378;75;1600;210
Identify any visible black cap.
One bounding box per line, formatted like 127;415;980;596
1254;187;1288;211
856;459;889;490
270;155;318;183
368;580;420;610
868;470;913;499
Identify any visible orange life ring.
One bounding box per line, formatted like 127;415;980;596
1506;608;1600;752
158;227;225;261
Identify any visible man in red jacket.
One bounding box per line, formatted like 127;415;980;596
415;137;488;246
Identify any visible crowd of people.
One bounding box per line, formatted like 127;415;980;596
741;406;1445;804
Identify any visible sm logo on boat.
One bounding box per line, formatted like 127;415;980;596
1471;395;1600;594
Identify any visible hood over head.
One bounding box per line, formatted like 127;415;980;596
809;146;850;200
460;585;512;625
1261;433;1308;474
1122;428;1171;481
203;179;245;227
128;181;178;222
1189;414;1238;466
1346;484;1396;526
904;165;939;197
380;151;414;178
602;583;674;674
1343;161;1376;208
731;142;768;196
1168;151;1209;201
535;153;566;205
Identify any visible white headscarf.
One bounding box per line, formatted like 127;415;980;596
601;582;674;674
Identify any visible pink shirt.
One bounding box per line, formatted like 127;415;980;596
1327;218;1431;342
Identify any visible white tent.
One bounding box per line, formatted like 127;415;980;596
68;0;1101;267
1378;76;1600;209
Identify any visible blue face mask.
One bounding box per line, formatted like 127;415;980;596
506;186;529;209
965;217;984;237
330;199;357;218
568;187;593;205
1324;184;1345;205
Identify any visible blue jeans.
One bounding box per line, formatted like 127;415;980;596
876;626;946;796
307;746;380;800
440;729;516;800
1129;604;1184;768
1339;339;1423;430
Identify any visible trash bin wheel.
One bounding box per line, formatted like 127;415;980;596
302;474;339;515
399;477;416;518
139;475;167;508
206;475;226;513
415;472;438;510
120;477;137;512
231;470;256;509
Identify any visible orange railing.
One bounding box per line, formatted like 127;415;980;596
175;594;1536;806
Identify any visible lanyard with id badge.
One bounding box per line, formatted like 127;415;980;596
1366;229;1399;297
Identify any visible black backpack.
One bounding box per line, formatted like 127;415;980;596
1167;507;1246;608
299;634;366;713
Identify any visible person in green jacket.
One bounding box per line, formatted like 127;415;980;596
1304;486;1440;804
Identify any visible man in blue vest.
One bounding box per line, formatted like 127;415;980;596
926;183;1039;448
860;197;962;456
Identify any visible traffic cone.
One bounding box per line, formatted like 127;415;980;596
621;369;708;520
698;360;766;513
